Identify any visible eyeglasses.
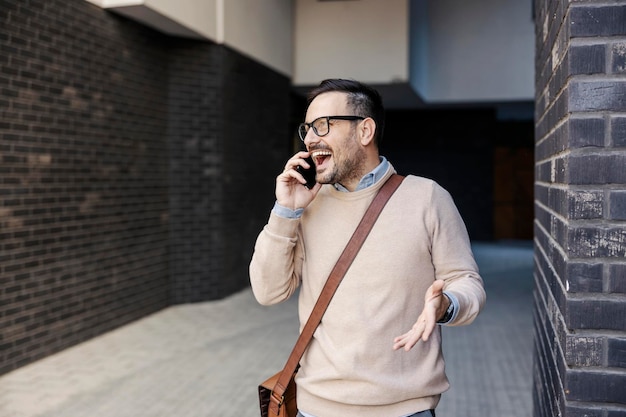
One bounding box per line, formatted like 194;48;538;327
297;115;365;141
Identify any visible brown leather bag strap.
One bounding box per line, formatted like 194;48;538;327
269;174;405;413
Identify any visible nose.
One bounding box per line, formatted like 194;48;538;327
303;129;320;148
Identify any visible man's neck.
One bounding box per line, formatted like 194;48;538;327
334;156;387;193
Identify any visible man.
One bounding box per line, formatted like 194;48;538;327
249;79;486;417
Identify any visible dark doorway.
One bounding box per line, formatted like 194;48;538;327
383;108;534;241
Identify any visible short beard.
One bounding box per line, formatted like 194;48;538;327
318;131;367;187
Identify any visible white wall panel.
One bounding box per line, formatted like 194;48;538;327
85;0;218;40
86;0;293;77
223;0;293;76
293;0;409;86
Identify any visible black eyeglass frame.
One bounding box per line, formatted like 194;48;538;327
297;115;365;141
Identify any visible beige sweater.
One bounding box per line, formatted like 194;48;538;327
249;166;485;417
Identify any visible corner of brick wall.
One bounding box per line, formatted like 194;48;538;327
0;0;291;375
533;0;626;415
167;42;290;303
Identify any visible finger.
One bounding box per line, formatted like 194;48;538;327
283;163;297;173
426;281;445;303
393;321;426;351
283;160;311;176
393;333;409;345
287;151;311;167
402;333;421;351
421;318;436;342
278;170;318;193
420;300;439;342
277;170;298;183
403;337;418;351
393;334;418;351
392;338;405;351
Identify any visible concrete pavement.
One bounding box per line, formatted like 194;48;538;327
0;242;534;417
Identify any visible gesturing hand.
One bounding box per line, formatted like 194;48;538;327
392;280;449;351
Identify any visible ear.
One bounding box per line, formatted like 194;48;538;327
359;118;377;146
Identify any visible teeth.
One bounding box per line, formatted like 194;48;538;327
311;150;331;158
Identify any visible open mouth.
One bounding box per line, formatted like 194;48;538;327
311;150;331;169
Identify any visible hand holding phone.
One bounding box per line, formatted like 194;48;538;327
296;155;316;189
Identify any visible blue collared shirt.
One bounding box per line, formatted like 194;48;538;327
333;155;390;192
271;156;458;324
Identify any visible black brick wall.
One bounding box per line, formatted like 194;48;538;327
1;0;291;374
168;41;224;304
533;0;626;415
220;47;291;297
168;41;290;303
0;0;171;375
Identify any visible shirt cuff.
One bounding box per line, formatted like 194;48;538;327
438;291;459;325
272;202;304;219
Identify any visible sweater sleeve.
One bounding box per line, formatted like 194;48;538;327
249;212;304;305
427;182;486;326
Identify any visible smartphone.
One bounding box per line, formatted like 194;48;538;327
296;155;317;189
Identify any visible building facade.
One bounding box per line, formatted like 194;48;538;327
0;0;624;414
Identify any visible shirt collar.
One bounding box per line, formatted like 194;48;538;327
334;156;389;192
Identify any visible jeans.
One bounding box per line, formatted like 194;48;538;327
296;410;435;417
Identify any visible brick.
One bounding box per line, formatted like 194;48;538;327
564;404;604;417
609;190;626;220
569;117;605;148
565;262;603;292
545;186;564;216
557;156;572;183
570;5;626;37
608;264;626;293
565;335;604;367
566;369;626;404
567;189;603;220
570;44;606;75
608;337;626;368
535;160;552;183
568;226;626;258
567;227;626;258
612;116;626;147
567;298;626;331
568;80;626;112
567;154;626;184
612;42;626;74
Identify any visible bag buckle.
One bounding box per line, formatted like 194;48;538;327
271;391;285;407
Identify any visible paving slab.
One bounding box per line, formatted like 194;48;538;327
0;242;534;417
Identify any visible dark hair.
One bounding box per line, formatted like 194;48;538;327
306;79;385;146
